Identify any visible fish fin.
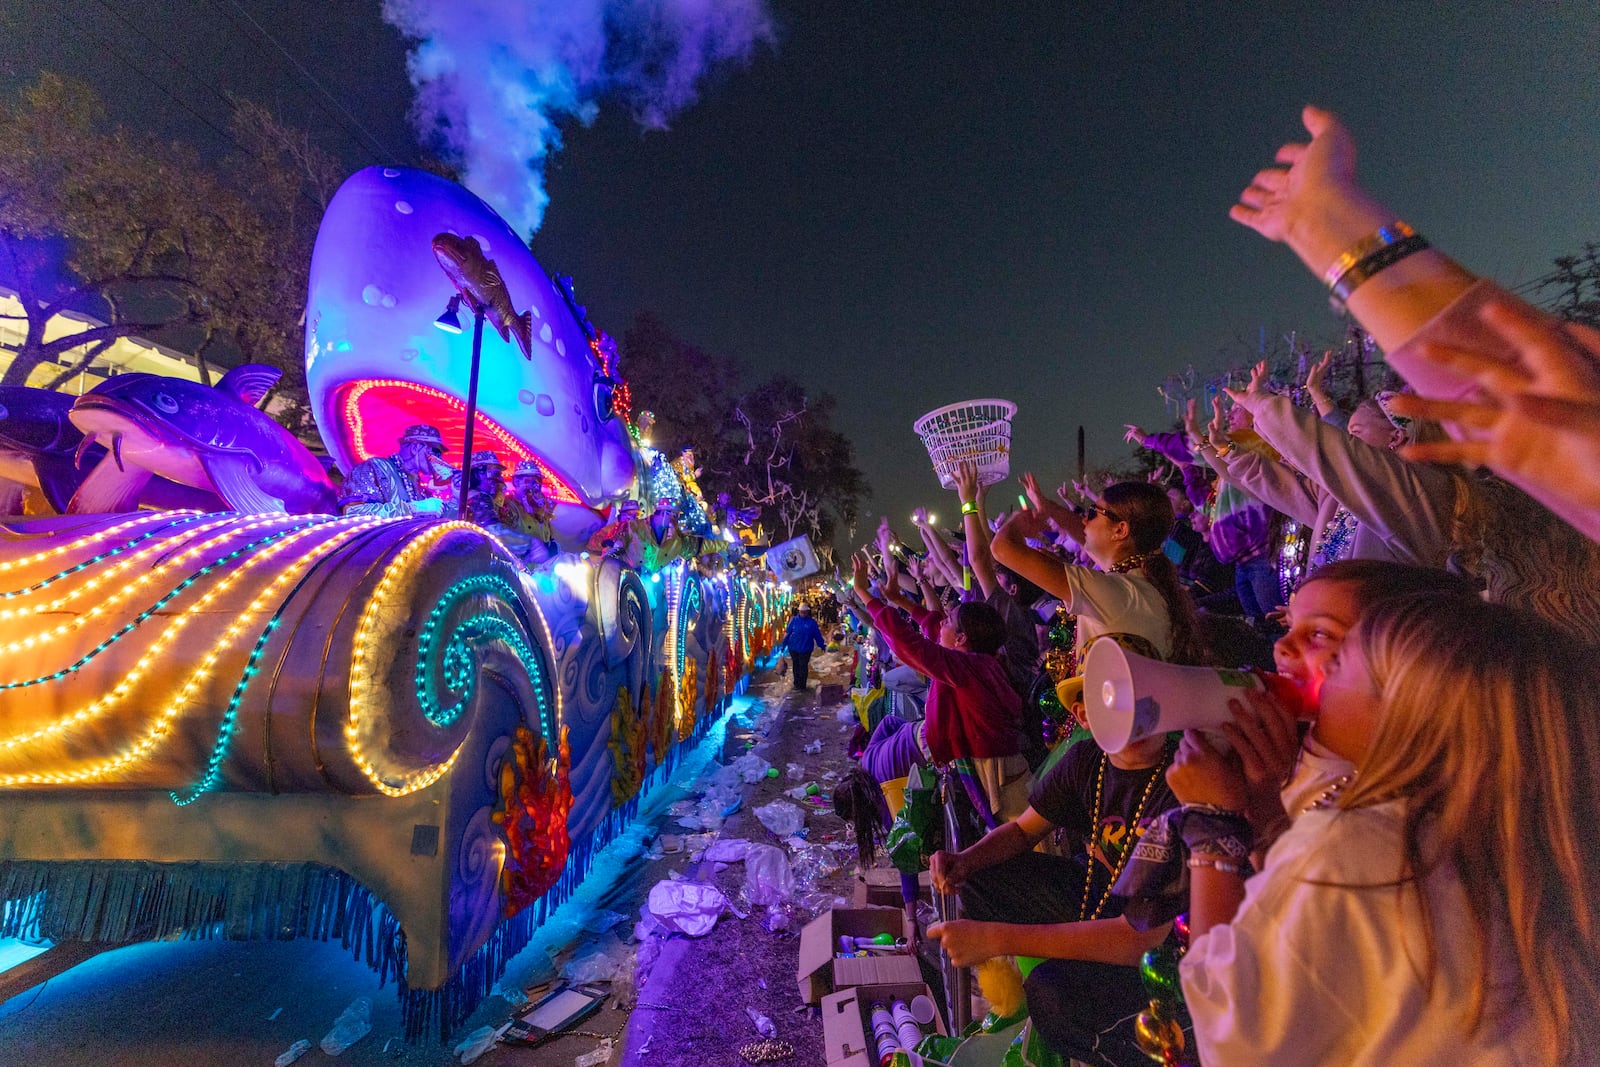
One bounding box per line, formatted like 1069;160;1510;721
31;454;85;513
68;455;152;514
514;309;534;361
200;453;286;513
216;364;282;406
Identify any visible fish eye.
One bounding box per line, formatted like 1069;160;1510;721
153;392;179;414
592;375;616;424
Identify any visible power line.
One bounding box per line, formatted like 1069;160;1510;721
200;0;400;164
51;0;242;151
91;0;238;115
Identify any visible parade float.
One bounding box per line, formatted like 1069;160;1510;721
0;167;788;1039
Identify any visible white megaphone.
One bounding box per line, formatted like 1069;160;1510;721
1083;640;1310;752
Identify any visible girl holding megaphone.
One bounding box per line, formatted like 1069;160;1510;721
1161;573;1600;1064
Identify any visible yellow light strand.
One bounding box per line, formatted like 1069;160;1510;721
0;517;385;765
0;515;242;622
347;521;475;797
0;511;201;574
0;514;306;664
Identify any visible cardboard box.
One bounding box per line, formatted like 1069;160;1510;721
821;982;948;1067
852;867;931;908
797;906;921;1004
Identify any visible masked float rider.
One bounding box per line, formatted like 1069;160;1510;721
338;423;454;518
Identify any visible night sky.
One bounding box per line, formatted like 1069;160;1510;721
6;1;1599;545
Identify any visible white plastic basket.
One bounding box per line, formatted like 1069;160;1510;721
912;399;1017;490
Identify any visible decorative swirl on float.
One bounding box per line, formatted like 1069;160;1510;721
345;523;557;798
589;558;652;672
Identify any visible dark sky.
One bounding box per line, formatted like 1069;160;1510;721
7;1;1600;542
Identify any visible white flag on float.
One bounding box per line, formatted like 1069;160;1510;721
766;534;820;581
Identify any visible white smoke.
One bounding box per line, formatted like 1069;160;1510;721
383;0;774;235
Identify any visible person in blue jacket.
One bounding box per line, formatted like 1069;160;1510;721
782;602;827;690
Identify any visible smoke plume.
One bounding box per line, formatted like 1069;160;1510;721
383;0;773;235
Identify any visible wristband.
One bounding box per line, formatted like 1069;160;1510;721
1186;856;1252;877
960;501;979;516
1321;220;1417;289
1328;232;1431;307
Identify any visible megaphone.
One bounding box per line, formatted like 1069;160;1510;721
1083;640;1309;752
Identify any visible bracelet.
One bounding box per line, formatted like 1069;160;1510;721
1187;856;1251;877
1330;233;1430;304
960;501;979;516
1321;220;1418;289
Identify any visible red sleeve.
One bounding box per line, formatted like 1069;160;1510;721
865;601;973;685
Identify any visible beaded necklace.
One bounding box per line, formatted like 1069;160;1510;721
1298;771;1355;813
1109;552;1151;575
1080;738;1175;921
1310;507;1358;569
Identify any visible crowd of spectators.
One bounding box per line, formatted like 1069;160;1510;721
794;108;1600;1066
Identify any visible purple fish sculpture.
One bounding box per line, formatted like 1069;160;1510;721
67;365;337;515
0;386;105;514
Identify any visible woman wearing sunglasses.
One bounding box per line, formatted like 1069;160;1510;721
992;477;1209;672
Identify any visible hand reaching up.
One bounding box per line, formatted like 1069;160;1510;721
1225;360;1272;412
1391;296;1600;531
1019;471;1048;515
952;459;982;506
1228;106;1391;278
1123;423;1147;445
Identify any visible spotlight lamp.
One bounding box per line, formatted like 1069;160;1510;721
434;294;464;334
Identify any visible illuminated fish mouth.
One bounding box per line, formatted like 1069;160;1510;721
335;378;585;505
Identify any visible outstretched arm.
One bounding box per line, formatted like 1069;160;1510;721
1230;106;1476;359
913;508;964;588
953;461;999;598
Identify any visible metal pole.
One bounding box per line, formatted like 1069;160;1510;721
457;307;486;520
937;768;971;1031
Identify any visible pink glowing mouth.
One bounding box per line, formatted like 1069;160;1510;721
335;378;584;505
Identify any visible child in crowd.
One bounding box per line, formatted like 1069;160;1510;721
850;549;1027;819
924;683;1179;1067
1171;590;1600;1064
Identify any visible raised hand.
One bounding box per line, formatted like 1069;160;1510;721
952;459;982;506
1306;350;1334;395
1208;396;1230;447
1019;471;1047;515
1182;397;1203;444
1392;297;1600;525
1235;359;1272;403
1228;106;1390;278
851;550;873;597
911;505;931;528
1123;423;1147;445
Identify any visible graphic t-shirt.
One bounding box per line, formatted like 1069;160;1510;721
1028;736;1177;919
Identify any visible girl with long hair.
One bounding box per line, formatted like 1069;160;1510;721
993;477;1208;668
1172;591;1600;1064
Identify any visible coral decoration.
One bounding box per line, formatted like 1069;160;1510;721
491;724;573;918
650;672;675;762
676;659;699;741
704;651;721;714
609;685;646;806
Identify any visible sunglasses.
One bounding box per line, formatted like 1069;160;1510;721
1077;503;1124;524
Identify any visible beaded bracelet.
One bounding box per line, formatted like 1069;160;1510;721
1187;856;1250;877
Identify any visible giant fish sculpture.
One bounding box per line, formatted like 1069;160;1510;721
304;168;638;541
0;386;102;514
68;365;337;515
